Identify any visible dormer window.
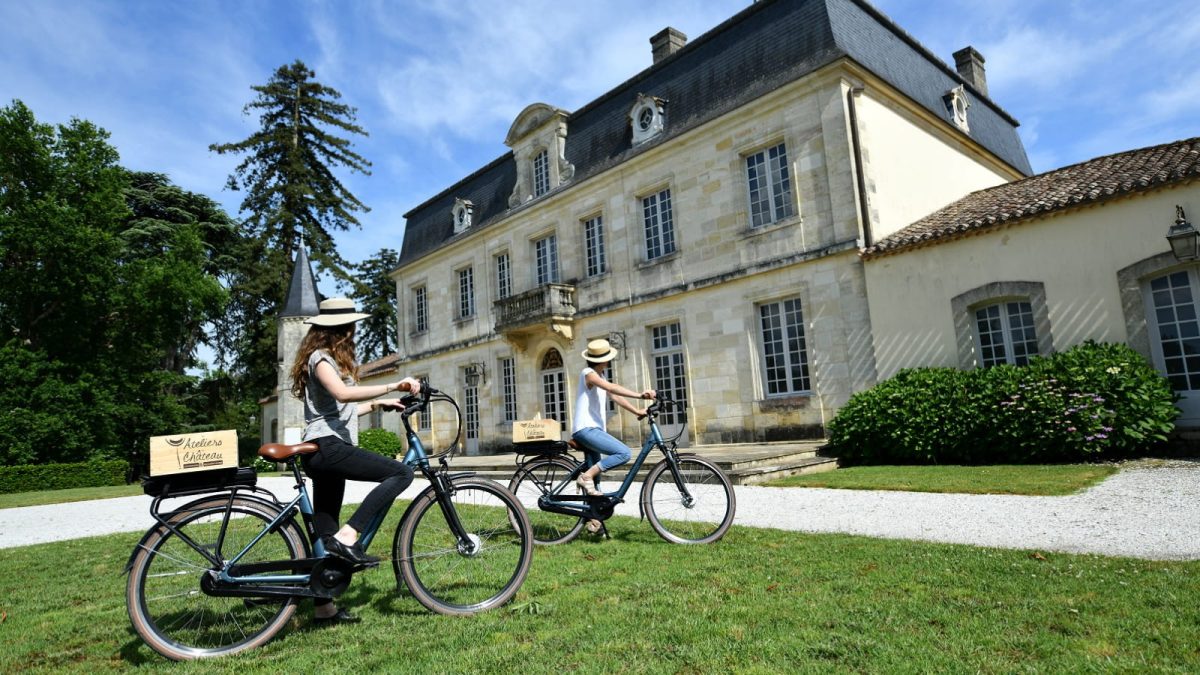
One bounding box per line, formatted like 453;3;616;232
504;103;576;208
452;198;474;234
944;85;970;132
630;93;666;146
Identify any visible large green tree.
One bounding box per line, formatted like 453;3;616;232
351;248;400;362
0;100;230;469
209;59;371;392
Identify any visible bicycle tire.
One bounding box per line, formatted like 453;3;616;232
508;456;586;545
126;495;307;660
393;477;533;616
641;455;736;544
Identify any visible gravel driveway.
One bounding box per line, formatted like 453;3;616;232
2;461;1197;560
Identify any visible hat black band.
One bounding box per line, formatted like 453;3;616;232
321;307;359;315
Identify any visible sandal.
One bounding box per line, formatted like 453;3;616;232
576;476;602;496
586;519;603;534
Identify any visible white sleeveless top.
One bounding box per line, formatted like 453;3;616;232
573;367;608;432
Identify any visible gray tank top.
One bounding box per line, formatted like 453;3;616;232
301;350;358;445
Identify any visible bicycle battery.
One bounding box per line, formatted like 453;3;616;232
141;467;258;498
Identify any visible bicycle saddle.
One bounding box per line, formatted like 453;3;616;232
258;442;319;461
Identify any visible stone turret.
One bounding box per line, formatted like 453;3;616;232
277;247;320;444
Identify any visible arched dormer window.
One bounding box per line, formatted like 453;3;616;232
505;103;575;208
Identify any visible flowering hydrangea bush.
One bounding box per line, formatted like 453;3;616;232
828;341;1177;464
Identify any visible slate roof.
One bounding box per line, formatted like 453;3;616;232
398;0;1032;267
280;247;320;317
863;137;1200;259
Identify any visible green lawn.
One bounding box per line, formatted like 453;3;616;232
1;507;1197;673
0;484;146;510
764;463;1119;495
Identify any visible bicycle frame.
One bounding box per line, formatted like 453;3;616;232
535;414;693;518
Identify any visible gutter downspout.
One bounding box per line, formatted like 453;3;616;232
846;86;873;249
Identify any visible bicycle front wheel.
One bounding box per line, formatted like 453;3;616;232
394;478;533;616
641;456;736;544
509;456;586;545
126;496;307;660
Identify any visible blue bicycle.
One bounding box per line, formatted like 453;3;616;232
125;383;533;660
507;394;736;545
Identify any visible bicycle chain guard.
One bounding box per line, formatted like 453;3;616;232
309;557;354;598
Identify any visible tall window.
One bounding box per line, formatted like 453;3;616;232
759;298;810;395
583;215;606;278
495;252;512;299
414;374;430;431
1148;270;1200;391
534;234;559;285
974;301;1038;367
500;357;517;422
457;267;475;318
533;149;550;197
746;142;794;227
464;384;479;441
541;349;566;426
651;323;688;426
413;286;427;333
642;188;675;260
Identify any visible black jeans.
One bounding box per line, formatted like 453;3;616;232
301;435;414;543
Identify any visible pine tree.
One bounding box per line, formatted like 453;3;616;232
210;60;371;392
351;248;400;362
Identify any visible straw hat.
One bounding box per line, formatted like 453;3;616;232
304;298;370;327
581;338;618;363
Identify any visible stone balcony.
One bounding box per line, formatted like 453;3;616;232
494;283;576;347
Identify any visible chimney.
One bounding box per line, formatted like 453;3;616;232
650;27;688;64
952;46;987;96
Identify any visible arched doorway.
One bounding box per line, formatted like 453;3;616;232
540;348;567;430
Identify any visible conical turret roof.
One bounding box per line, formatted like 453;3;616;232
280;247;320;318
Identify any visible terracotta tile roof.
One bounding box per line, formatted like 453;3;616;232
864;137;1200;258
359;354;400;380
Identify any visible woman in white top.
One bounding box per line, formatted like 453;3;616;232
572;339;655;526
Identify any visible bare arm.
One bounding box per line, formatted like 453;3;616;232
313;362;420;415
584;370;655;417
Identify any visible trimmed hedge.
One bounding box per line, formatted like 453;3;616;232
0;459;129;494
359;428;403;459
827;341;1178;465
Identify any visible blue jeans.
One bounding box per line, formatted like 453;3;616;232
572;427;631;472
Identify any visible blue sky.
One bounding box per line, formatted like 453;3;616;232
2;0;1197;278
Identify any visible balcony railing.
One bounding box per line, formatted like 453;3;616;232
494;283;576;339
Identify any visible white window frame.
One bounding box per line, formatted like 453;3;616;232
413;285;427;334
583;215;607;278
650;322;687;426
500;357;517;422
495;252;511;300
540;349;566;426
757;297;811;396
457;266;475;319
1146;269;1200;392
973;300;1039;367
745;142;795;228
642;188;676;261
533;149;550;197
534;234;559;285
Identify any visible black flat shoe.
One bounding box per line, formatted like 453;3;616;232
323;536;380;567
313;608;361;626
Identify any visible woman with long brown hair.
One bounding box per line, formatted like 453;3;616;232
290;297;420;625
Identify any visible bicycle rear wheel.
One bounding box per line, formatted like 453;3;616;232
126;496;306;660
394;477;533;616
641;455;736;544
508;456;586;545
